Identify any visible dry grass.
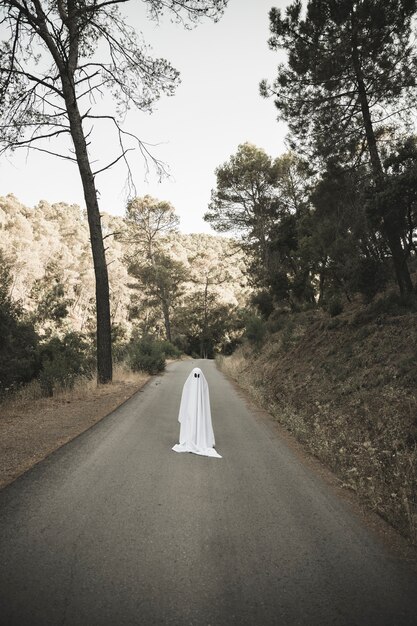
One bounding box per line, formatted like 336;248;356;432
218;309;417;545
0;364;149;489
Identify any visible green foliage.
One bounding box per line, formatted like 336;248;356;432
327;298;344;318
111;324;129;362
262;0;417;163
205;143;314;307
306;164;383;304
132;254;188;305
32;278;71;325
38;332;94;397
204;142;279;237
0;253;39;395
174;293;242;358
127;338;166;375
376;136;417;260
154;340;181;359
349;257;389;302
250;290;274;318
267;268;291;304
125;195;180;260
129;252;189;343
244;314;266;348
262;0;417;295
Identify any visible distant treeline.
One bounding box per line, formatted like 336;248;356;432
0;194;248;396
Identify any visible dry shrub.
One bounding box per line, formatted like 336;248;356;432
112;362;149;385
0;361;150;489
1;363;148;418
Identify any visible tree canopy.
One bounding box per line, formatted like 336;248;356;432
0;0;228;383
260;0;417;294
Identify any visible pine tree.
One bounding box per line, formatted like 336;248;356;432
0;0;227;383
261;0;417;294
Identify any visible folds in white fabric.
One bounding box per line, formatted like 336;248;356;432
172;442;222;458
172;367;222;459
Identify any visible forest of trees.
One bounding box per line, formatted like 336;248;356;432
0;0;227;383
0;194;248;396
206;1;417;317
1;0;417;399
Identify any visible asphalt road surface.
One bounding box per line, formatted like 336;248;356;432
1;359;417;626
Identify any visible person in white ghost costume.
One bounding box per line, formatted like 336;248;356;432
172;367;221;458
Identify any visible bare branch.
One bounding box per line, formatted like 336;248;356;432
78;0;130;12
103;231;123;240
2;143;77;162
93;147;135;176
0;127;70;149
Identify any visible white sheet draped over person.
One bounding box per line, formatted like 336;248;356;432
172;367;222;458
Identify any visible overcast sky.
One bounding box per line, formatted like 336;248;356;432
0;0;289;233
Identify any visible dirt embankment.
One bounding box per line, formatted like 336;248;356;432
219;302;417;544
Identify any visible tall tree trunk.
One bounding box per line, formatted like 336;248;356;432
161;299;172;343
317;256;327;304
351;15;413;295
155;262;172;343
62;77;113;383
200;277;209;358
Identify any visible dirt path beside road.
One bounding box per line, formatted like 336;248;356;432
0;370;149;489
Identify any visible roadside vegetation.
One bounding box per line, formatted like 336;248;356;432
208;0;417;545
0;197;246;406
219;288;417;545
0;363;149;489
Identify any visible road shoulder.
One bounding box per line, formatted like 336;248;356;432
221;366;417;570
0;373;149;490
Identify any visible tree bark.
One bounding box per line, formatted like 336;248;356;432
350;13;413;295
161;299;172;343
8;1;113;384
200;277;209;358
61;76;113;383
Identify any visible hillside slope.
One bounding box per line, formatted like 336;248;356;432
220;295;417;544
0;194;249;335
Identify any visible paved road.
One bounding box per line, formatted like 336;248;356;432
1;359;416;626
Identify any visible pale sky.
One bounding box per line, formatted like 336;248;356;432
0;0;289;233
